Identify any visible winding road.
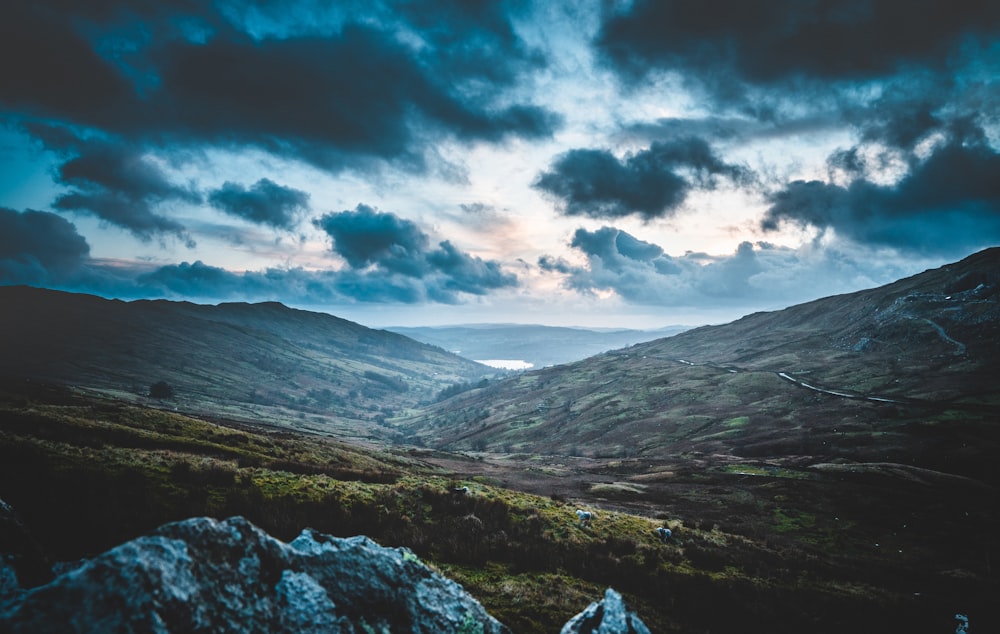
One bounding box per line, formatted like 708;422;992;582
775;372;903;404
669;358;906;405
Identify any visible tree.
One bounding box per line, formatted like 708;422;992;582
149;381;174;399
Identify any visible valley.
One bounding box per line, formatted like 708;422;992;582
2;248;999;632
387;324;689;369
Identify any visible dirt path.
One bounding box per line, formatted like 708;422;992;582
922;318;966;355
776;371;904;404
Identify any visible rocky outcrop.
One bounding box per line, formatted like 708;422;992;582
560;587;652;634
1;512;652;633
1;516;510;633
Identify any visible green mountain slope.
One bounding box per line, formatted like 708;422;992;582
0;287;491;437
398;248;1000;483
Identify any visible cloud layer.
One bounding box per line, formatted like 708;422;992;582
596;0;999;89
0;207;90;284
764;131;1000;254
208;179;310;229
2;1;559;165
540;226;911;310
0;0;996;323
314;205;517;302
535;138;750;220
1;0;560;238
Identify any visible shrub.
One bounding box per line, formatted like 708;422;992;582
149;381;174;399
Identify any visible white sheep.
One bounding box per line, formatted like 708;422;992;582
575;509;594;525
656;526;672;543
451;486;470;495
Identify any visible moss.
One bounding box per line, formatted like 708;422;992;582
723;416;750;428
587;482;646;496
458;612;485;634
773;508;817;533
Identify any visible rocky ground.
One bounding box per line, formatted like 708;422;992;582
0;510;646;633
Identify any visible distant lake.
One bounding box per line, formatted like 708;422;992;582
476;359;534;370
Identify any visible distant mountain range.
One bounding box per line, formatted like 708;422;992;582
0;287;491;438
386;324;689;369
398;247;1000;484
2;247;998;478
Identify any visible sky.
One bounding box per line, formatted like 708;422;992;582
1;0;998;328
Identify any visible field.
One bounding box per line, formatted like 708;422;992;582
2;378;996;633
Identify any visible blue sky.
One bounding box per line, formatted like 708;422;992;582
1;0;998;327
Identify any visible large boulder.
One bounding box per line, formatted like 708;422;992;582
0;516;510;633
560;587;651;634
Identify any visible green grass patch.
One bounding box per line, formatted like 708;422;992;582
773;508;817;533
719;464;812;480
588;482;647;496
723;416;750;428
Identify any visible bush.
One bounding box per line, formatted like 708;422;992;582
149;381;174;399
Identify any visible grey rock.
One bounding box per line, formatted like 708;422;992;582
560;587;651;634
1;516;510;633
1;511;652;633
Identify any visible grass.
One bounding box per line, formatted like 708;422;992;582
1;380;997;633
588;482;647;496
718;464;813;479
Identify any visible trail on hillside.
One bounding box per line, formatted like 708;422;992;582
921;318;967;355
775;371;903;404
667;357;906;405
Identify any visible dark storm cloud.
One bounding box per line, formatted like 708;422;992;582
136;260;248;298
314;204;430;275
152;23;558;165
568;227;665;272
594;0;1000;175
426;240;517;296
393;0;543;85
55;142;197;204
541;227;774;304
0;2;134;126
836;77;997;156
534;147;683;220
0;208;90;284
132;251;515;305
611;231;664;262
593;0;1000;258
856;98;943;151
596;0;1000;88
54;190;192;246
763;140;1000;254
313;204;518;300
540;227;909;308
37;133;199;244
1;0;558;173
208;179;310;229
620;114;845;147
534;138;751;220
0;203;518;305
